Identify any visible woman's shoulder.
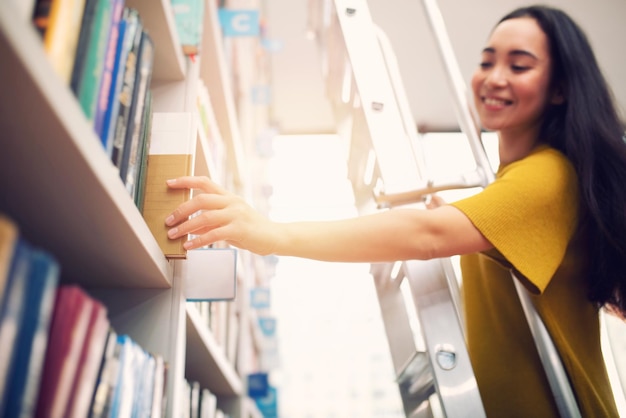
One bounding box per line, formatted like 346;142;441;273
498;144;576;181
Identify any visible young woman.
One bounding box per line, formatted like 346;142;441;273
164;5;626;417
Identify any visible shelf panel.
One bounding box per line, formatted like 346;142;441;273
0;6;172;288
186;304;242;396
127;0;187;82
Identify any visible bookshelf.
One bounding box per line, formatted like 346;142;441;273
0;0;265;416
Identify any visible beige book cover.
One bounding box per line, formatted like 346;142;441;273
142;113;196;259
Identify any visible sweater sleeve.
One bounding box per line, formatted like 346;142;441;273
451;147;579;293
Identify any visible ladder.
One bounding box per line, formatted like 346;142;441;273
307;0;582;417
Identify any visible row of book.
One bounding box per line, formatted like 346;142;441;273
33;0;155;208
191;300;240;366
0;214;167;417
182;379;230;418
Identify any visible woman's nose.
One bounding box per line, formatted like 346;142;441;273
485;66;507;87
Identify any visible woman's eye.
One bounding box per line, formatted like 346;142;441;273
511;65;530;72
480;62;493;69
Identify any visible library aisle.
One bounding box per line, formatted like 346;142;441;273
266;134;405;418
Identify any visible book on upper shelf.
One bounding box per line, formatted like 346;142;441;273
93;0;126;145
109;7;143;170
33;0;87;84
171;0;204;56
71;0;115;123
118;29;155;199
0;215;18;314
142;112;197;259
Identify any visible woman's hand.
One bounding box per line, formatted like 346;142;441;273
164;176;279;254
425;194;446;209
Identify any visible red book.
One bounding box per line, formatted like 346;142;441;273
34;285;95;418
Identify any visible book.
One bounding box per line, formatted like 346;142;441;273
74;0;114;123
70;0;98;93
0;239;32;413
88;329;120;418
133;88;154;210
171;0;204;56
190;380;200;418
141;112;197;258
94;0;125;144
110;9;143;170
119;30;154;198
66;297;110;418
2;248;60;418
33;0;87;84
150;354;166;418
101;7;134;157
200;388;217;418
0;214;18;314
34;285;96;418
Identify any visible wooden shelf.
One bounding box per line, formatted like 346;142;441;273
185;304;243;396
0;5;171;288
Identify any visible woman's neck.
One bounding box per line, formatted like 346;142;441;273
497;126;542;165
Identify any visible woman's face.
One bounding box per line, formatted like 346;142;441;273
471;17;559;136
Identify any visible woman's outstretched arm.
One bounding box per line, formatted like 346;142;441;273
165;176;492;262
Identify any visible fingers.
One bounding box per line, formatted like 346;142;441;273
165;177;231;226
166;176;226;195
167;207;231;239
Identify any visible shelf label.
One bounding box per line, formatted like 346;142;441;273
218;9;260;37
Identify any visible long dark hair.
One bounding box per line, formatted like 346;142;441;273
500;5;626;317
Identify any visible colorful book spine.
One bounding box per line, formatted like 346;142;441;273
119;30;154;198
94;0;126;145
110;9;143;170
75;0;113;123
2;249;60;418
33;0;87;84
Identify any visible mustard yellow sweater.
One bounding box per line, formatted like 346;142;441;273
451;145;618;417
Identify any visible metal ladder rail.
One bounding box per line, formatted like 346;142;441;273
419;1;582;416
329;0;487;416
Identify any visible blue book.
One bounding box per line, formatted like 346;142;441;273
3;249;60;418
94;0;126;146
0;239;31;413
108;334;134;417
100;8;129;157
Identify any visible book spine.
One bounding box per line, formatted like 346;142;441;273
110;9;142;170
100;7;128;157
40;0;87;84
3;249;60;418
70;0;98;94
76;0;113;123
120;31;154;198
94;0;125;144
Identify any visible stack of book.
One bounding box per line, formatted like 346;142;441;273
32;0;155;208
0;214;168;417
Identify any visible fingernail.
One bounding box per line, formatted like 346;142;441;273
166;179;176;185
167;227;178;238
165;215;175;225
183;240;193;249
